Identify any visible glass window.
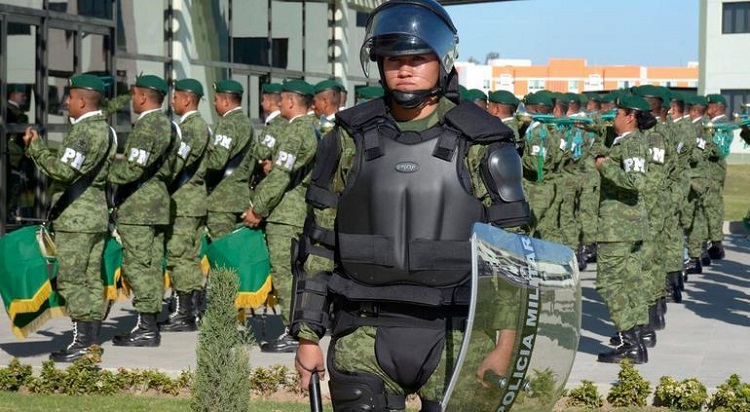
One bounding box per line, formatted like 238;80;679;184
117;0;166;56
305;2;329;74
47;28;76;125
0;0;44;9
271;0;302;71
77;0;114;19
723;2;750;34
721;89;750;119
232;0;267;66
568;80;579;92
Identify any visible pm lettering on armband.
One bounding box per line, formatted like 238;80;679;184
262;134;276;148
623;157;646;173
275;151;296;170
531;145;546;158
696;138;706;150
177;141;192;160
60;148;86;171
128;148;150;166
649;147;665;164
213;134;232;149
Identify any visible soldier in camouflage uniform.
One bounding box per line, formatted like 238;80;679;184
243;80;319;353
705;94;730;260
24;75;115;362
204;80;255;239
313;80;345;136
683;95;713;274
486;90;522;152
291;1;529;408
253;83;285;167
596;95;653;365
160;79;211;332
109;74;180;347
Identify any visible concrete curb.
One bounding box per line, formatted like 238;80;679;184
723;220;748;235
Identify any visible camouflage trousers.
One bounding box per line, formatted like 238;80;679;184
663;181;687;273
596;241;649;331
704;181;724;242
525;180;557;241
330;325;463;406
266;222;302;324
684;180;710;258
556;178;581;249
119;223;166;314
166;215;206;293
578;170;600;245
55;230;106;321
206;211;242;240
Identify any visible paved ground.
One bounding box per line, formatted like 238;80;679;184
0;230;749;395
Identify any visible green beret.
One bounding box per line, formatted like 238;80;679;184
262;83;283;94
565;92;581;104
578;93;588;105
634;85;664;102
586;93;602;103
213;79;243;95
174;78;204;96
69;74;105;94
553;92;570;105
670;90;685;103
707;94;727;105
135;74;168;95
686;94;708;107
466;89;487;102
458;85;469;100
488;90;519;106
282;79;314;97
358;85;384;100
524;92;553;107
314;79;344;95
8;84;25;93
616;95;650;112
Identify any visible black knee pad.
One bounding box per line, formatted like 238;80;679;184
328;363;405;411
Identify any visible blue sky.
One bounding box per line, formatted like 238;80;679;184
446;0;699;67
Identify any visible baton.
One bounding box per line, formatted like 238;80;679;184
309;372;323;412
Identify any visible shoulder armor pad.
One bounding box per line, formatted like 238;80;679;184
335;98;388;135
443;101;515;144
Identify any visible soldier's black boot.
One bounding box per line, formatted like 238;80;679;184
112;313;160;347
658;297;668;315
50;320;101;362
585;243;597;263
159;292;197;332
609;325;656;349
260;330;299;353
576;244;588;271
708;241;725;260
666;271;684;303
600;326;648;364
648;303;665;331
700;244;712;267
192;289;207;324
685;258;702;275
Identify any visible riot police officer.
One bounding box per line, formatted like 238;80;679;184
291;1;529;410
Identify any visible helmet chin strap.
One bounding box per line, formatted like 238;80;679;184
389;87;442;110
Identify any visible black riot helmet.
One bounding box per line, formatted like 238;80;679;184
360;0;460;109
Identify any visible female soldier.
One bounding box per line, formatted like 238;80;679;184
595;95;655;364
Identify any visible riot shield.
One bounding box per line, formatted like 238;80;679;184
442;223;581;412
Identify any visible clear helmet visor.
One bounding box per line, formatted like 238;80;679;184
359;2;458;78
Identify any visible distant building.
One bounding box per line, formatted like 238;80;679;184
456;58;699;97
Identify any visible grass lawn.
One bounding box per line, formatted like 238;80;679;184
724;164;750;222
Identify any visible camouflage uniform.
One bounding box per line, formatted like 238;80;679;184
166;110;210;294
205;107;255;239
664;116;693;274
252;113;317;323
522;121;563;240
684;118;712;261
705;114;731;243
596;129;650;331
27;110;114;321
109;109;178;314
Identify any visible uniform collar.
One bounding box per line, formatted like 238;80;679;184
288;114;305;123
138;108;162;120
613;130;632;145
70;110;103;125
265;110;281;125
180;110;198;123
223;106;242;118
501;117;514;123
711;114;727;122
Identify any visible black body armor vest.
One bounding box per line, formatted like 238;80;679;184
334;99;512;289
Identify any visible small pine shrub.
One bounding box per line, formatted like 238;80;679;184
0;358;33;391
653;376;707;411
708;374;750;412
191;268;250;412
566;380;603;409
606;359;650;407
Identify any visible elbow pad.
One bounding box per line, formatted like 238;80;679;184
289;238;332;339
480;143;530;228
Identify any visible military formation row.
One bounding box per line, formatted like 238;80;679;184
21;73;348;361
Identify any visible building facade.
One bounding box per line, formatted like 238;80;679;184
456;58;699;97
